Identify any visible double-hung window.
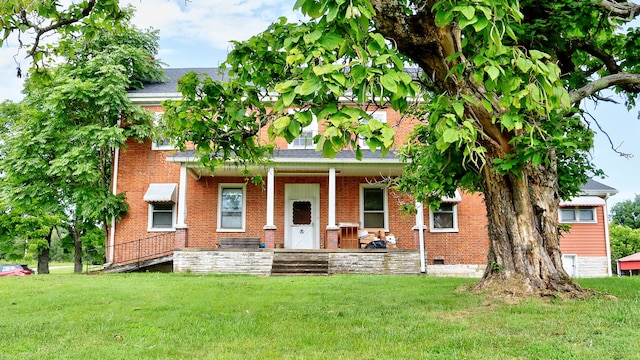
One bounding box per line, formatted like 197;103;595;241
149;202;175;229
430;202;459;233
151;112;176;150
218;184;246;231
360;185;388;230
144;183;178;231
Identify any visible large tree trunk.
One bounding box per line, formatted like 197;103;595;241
69;226;83;273
370;1;587;296
473;150;581;296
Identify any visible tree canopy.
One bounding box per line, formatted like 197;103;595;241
0;13;164;272
160;0;640;296
611;195;640;229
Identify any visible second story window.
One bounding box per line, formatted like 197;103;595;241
288;109;318;149
151;112;176;150
560;207;596;223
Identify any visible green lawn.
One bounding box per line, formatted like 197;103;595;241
0;274;638;359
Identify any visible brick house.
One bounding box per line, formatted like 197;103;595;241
107;68;616;277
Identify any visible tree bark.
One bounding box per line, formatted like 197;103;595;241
473;149;581;295
37;229;53;275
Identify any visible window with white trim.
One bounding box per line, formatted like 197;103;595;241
430;203;459;232
360;185;388;230
359;111;387;149
288;109;318;149
217;184;246;231
148;202;176;231
560;207;596;223
151;112;176;150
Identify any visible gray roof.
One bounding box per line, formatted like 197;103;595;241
130;67;424;95
580;178;618;195
129;68;222;94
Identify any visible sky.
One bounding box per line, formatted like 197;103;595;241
0;0;639;209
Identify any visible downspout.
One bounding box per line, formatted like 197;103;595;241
107;120;121;265
604;193;613;277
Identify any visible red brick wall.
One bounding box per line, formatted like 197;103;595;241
422;192;490;265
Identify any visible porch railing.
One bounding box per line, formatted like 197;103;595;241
107;232;176;269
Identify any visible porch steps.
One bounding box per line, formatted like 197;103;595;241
270;251;329;276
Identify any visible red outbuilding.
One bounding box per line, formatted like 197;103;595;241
617;252;640;276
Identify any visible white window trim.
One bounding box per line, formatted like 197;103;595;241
559;207;597;224
147;202;177;232
151;112;177;150
217;183;247;232
359;111;387;149
429;203;459;233
287;109;318;149
359;185;389;232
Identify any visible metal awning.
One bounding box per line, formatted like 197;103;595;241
560;196;605;207
144;183;178;203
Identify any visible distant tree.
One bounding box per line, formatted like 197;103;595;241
0;18;163;273
610;195;640;229
609;223;640;272
163;0;640;297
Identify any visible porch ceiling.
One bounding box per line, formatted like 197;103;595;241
168;149;405;178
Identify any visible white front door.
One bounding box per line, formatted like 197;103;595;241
285;184;319;249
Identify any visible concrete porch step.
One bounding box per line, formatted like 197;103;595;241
271;252;329;275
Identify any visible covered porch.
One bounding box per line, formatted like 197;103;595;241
165;149;429;255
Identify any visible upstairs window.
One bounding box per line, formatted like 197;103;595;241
288;109;318;149
560;207;596;223
359;111;387;149
151;112;176;150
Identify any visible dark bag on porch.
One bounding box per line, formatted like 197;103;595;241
365;240;387;249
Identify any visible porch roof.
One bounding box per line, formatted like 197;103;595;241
166;149;404;177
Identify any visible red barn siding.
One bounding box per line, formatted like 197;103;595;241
559;206;607;257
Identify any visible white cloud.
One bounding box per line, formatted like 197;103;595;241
123;0;300;50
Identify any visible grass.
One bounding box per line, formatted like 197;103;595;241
0;274;639;360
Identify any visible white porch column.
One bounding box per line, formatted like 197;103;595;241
266;167;275;227
328;167;337;228
177;163;188;227
416;201;426;273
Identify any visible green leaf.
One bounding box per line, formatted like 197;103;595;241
452;102;465;118
380;73;398;93
303;30;323;44
442;128;459;143
459;6;475;20
295;77;321;96
485;66;500;81
313;64;345;76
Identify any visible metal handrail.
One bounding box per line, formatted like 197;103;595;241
106;232;176;270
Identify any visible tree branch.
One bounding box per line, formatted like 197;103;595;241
594;0;640;21
570;72;640;103
26;0;98;57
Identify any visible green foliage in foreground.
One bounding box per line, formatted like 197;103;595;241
0;275;638;360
